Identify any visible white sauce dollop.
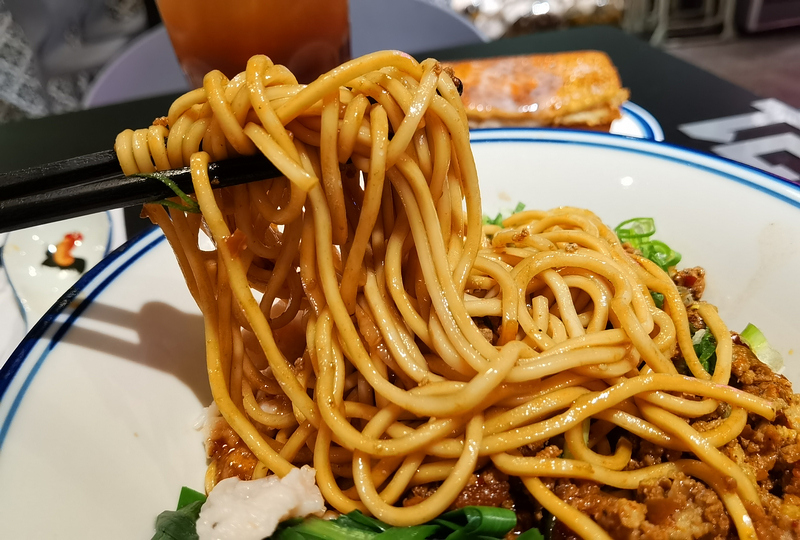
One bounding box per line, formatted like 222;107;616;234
197;466;325;540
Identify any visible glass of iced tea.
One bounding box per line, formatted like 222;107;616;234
156;0;350;86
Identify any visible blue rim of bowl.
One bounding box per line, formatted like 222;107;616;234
469;128;800;208
0;225;160;448
620;102;664;141
1;129;798;450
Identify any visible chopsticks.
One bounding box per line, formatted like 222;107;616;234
0;151;283;233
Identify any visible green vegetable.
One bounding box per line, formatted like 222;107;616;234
152;489;540;540
151;487;206;540
434;507;518;539
376;526;442;540
673;357;691;377
177;487;207;510
482;202;526;227
517;527;546;540
650;291;664;309
615;218;681;272
271;515;384;540
539;512;556;540
339;511;390;532
616;217;656;239
270;507;531;540
134;173;202;213
151;502;204;540
740;323;784;372
692;328;717;373
482;213;503;226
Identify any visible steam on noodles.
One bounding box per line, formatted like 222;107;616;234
115;51;780;539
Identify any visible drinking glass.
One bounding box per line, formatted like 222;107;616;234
156;0;350;86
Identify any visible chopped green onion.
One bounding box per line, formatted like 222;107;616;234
482;202;526;227
692;329;717;374
615;218;681;272
134;172;201;213
650;291;664;309
615;217;656;239
642;240;682;270
482;213;504;226
740;323;784;372
518;527;546;540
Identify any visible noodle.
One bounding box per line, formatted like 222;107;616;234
116;51;780;537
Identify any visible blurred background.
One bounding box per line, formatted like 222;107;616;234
0;0;796;123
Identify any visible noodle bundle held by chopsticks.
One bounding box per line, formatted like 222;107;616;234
115;51;798;539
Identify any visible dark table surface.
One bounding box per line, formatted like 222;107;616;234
1;25;791;239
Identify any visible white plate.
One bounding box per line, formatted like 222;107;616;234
1;129;798;539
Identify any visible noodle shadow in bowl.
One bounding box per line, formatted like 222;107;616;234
60;300;210;405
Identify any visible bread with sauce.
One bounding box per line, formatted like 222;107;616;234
445;51;629;130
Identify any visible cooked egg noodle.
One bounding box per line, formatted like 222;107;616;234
115;50;775;538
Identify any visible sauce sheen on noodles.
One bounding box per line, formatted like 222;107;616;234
115;51;797;539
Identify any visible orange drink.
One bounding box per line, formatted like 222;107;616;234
156;0;350;86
